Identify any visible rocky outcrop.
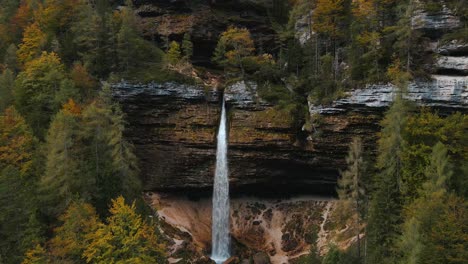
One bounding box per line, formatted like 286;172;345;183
311;75;468;114
412;5;461;38
436;57;468;75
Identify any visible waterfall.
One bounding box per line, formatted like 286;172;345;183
211;99;230;264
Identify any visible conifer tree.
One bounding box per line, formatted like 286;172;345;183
366;60;409;264
41;99;89;216
398;142;456;264
49;201;100;262
0;108;41;264
337;137;366;258
181;32;193;61
83;196;165;263
116;0;141;73
167;41;182;65
80;85;140;213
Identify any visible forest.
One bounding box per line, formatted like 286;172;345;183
0;0;467;263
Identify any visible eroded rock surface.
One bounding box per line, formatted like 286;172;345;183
146;193;345;264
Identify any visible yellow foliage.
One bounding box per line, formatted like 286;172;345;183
17;22;47;66
49;201;100;260
22;51;64;79
313;0;346;38
352;0;376;19
22;244;48;264
83;196;165;263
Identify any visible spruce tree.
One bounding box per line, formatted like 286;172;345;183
398;142;458;264
181;32;193;61
41;99;90;216
366;61;409;264
337;137;366;258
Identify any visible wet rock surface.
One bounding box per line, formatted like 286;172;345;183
146;193;340;264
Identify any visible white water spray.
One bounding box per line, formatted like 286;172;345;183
211;99;230;263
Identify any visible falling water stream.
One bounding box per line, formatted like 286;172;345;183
211;99;230;264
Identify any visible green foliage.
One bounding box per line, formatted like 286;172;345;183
0;108;43;264
322;245;361;264
181;32;193;60
403;110;467;199
14;52;71;138
336;137;366;257
367;93;408;263
212;26;255;74
42;86;141;216
0;69;14;111
167;41;182;65
49;200;101;262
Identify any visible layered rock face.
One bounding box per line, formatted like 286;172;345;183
114;4;468;195
113;81;339;195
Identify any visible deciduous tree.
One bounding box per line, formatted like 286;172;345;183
83;196;165;263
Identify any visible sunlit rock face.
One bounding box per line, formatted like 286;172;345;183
146;193;354;264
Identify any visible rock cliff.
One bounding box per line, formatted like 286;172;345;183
111;2;467;262
113;81;340;195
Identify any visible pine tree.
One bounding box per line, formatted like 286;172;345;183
116;1;141;73
393;0;426;76
80;85;140;213
337;137;365;258
367;61;409;263
181;32;193;61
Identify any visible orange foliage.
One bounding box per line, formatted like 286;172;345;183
62;99;82;116
71;63;96;97
352;0;377;19
10;0;36;35
0;107;34;174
